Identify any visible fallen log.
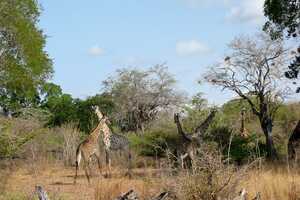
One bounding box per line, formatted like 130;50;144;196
35;185;49;200
114;189;139;200
114;190;169;200
151;191;169;200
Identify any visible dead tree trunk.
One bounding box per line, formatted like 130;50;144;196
259;115;278;160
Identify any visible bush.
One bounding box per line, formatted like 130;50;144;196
207;125;265;164
176;145;249;200
60;124;81;166
22;124;83;166
0;117;43;158
129;118;179;157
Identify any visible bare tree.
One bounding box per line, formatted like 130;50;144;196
204;33;289;159
103;64;183;134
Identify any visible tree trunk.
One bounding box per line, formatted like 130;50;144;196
260;117;278;160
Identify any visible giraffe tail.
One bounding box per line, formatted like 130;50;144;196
75;146;81;167
74;145;81;184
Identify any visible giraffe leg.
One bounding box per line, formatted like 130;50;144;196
180;154;185;169
105;150;111;178
181;153;189;169
189;151;195;174
94;153;102;177
108;156;112;178
82;154;91;184
125;150;132;178
74;163;79;184
74;148;81;184
87;158;93;177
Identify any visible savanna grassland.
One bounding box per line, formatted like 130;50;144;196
1;0;300;199
0;102;299;200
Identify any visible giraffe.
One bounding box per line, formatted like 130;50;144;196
240;107;249;138
73;111;108;184
174;108;217;169
93;106;132;177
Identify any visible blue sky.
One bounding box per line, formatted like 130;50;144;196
38;0;266;105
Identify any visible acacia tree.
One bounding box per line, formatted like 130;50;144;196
103;64;183;134
204;34;288;159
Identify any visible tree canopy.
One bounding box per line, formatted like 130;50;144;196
103;64;184;133
264;0;300;92
264;0;300;39
0;0;53;114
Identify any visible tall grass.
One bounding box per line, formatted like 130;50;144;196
242;165;300;200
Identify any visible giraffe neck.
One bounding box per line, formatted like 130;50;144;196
89;121;105;141
194;109;217;136
101;123;112;139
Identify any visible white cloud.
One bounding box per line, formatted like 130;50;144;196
176;40;211;56
225;0;265;24
88;45;104;56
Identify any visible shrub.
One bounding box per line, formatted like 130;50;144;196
0;117;44;158
128;118;179;157
129;130;179;157
176;145;249;200
22;123;83;166
207;125;265;164
60;124;81;166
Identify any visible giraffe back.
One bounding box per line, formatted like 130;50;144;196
79;117;107;157
104;133;129;151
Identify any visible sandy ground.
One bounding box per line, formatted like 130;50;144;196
3;163;168;200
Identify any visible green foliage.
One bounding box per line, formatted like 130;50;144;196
43;93;77;127
15;107;52;123
74;94;115;133
0;192;28;200
0;0;53;113
129;120;179;157
264;0;300;38
207;125;263;164
0;117;45;158
191;92;208;110
42;92;115;133
182;92;209;133
264;0;300;93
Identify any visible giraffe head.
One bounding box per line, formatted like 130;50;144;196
99;115;109;123
92;105;112;125
92;105;103;119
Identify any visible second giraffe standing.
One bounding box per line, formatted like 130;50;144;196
94;106;132;177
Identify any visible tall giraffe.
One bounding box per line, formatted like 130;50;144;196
240;107;249;137
174;108;217;169
93;106;132;177
74;111;108;184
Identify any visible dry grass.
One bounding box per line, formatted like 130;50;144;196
0;161;168;200
0;160;299;200
1;116;299;200
242;166;300;200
